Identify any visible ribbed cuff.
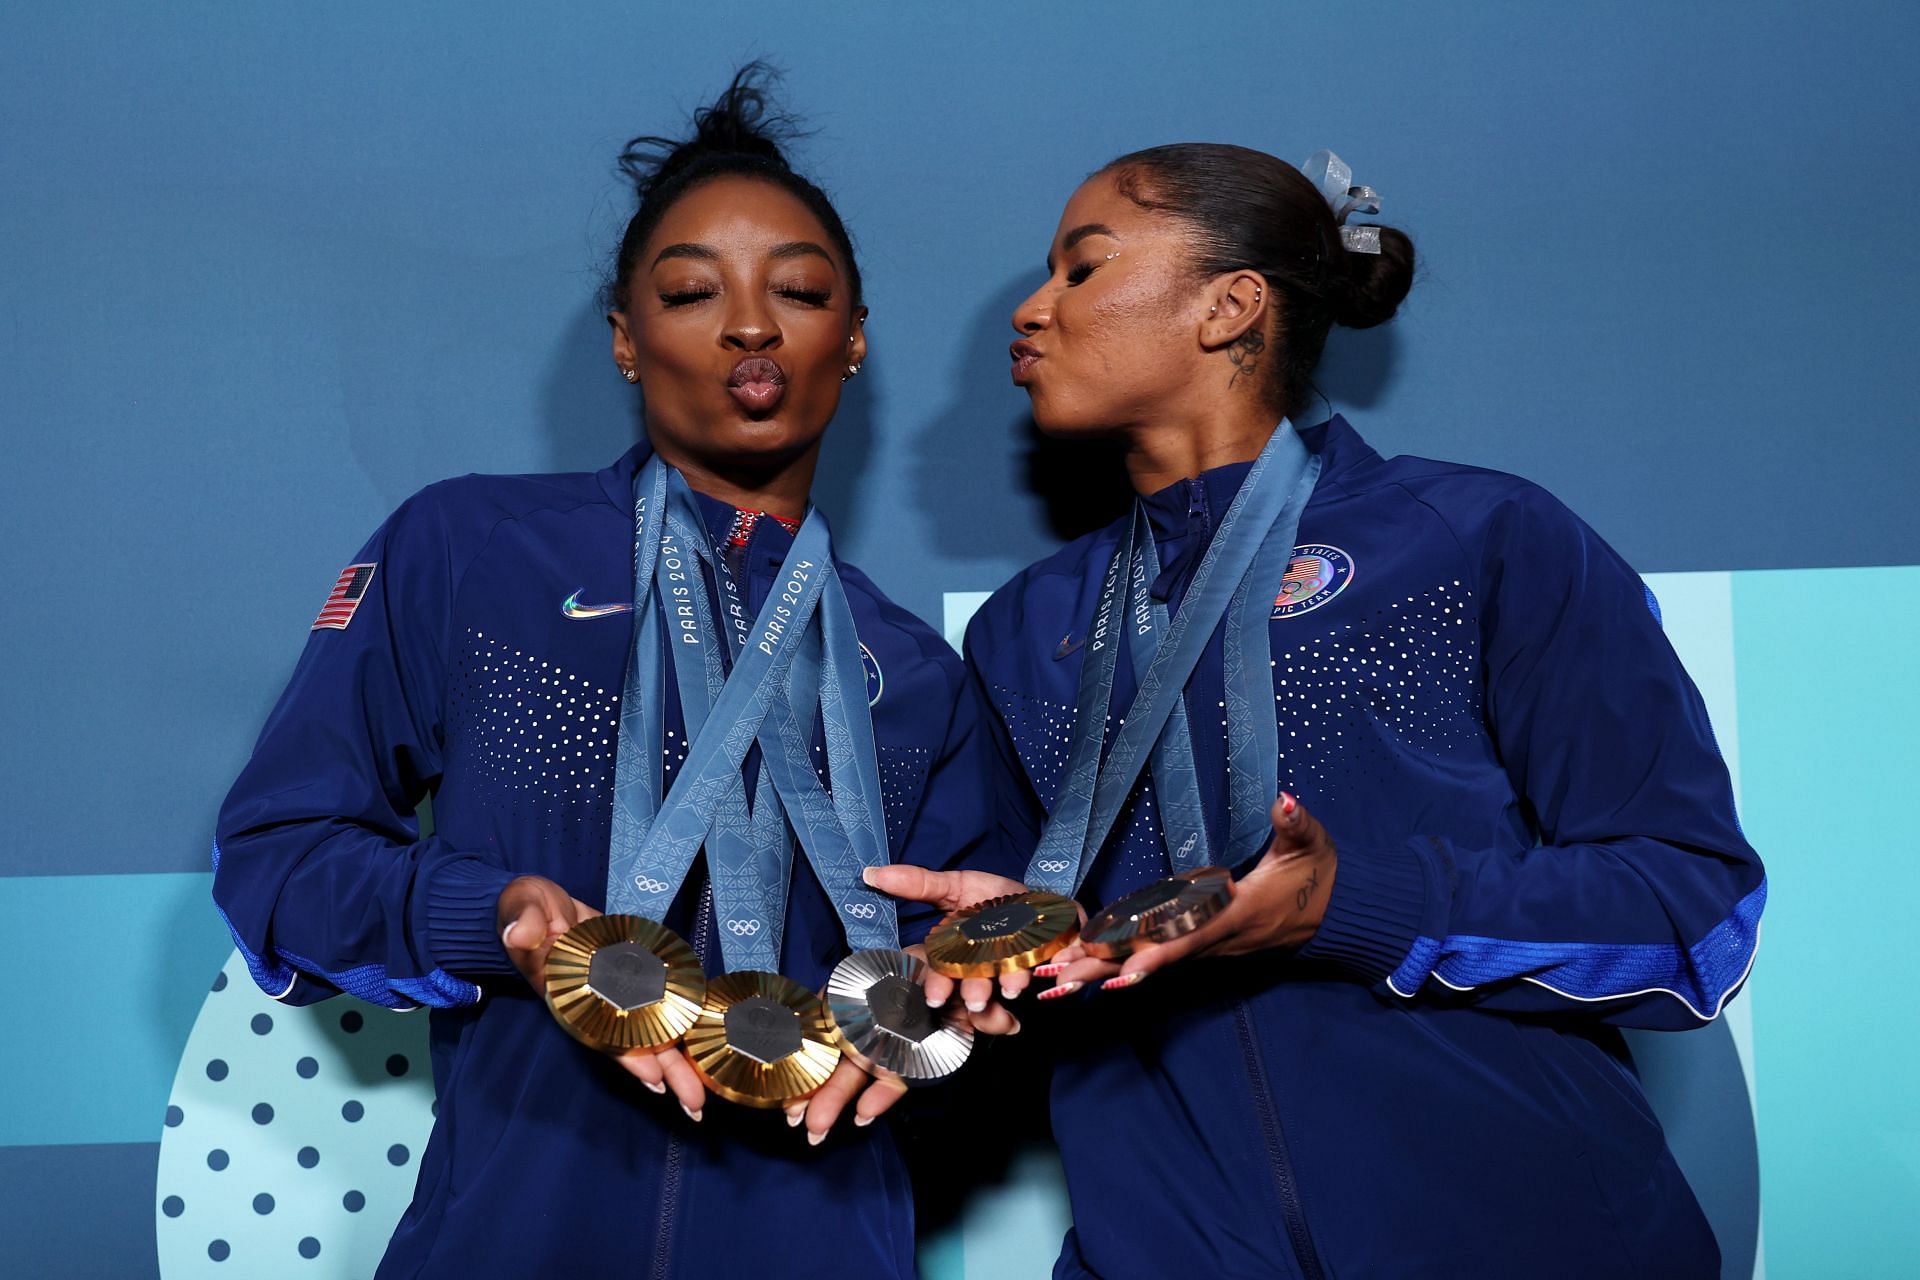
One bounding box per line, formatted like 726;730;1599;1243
425;859;521;977
1296;838;1430;985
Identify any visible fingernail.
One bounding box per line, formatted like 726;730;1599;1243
785;1108;805;1127
644;1080;667;1095
854;1114;874;1128
1006;1016;1022;1035
999;983;1018;1002
1280;792;1298;816
861;867;878;886
966;999;987;1013
1101;972;1146;991
1037;981;1083;1001
925;991;942;1008
1033;963;1064;978
807;1129;825;1146
682;1105;702;1123
501;922;519;947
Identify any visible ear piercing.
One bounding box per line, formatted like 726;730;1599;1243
842;362;863;381
622;368;639;383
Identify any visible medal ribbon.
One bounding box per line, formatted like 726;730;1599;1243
1024;422;1322;895
605;454;896;971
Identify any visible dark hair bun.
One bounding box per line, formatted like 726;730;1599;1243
1333;225;1415;329
617;62;799;199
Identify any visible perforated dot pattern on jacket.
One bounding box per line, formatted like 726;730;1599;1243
446;631;618;827
992;685;1076;810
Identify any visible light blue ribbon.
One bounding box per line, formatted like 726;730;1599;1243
605;456;896;970
1025;422;1322;895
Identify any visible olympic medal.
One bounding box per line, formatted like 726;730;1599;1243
1079;867;1235;960
684;971;842;1108
544;915;706;1054
824;949;972;1083
923;890;1081;978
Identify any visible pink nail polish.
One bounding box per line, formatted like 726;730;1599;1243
1034;963;1064;978
1037;981;1083;1001
1280;792;1297;816
1101;972;1146;991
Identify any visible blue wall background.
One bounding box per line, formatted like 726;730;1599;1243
3;3;1915;1275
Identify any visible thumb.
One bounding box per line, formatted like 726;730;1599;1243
1268;791;1319;854
502;898;549;952
863;864;960;908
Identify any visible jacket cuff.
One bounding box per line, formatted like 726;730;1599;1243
425;859;521;977
1296;838;1430;985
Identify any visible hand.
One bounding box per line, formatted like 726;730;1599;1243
1043;792;1337;996
862;865;1042;1015
496;876;708;1120
786;939;1019;1145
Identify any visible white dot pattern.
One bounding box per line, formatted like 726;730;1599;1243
992;685;1076;809
446;631;618;829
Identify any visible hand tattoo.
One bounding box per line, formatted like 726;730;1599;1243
1226;328;1265;390
1295;866;1321;912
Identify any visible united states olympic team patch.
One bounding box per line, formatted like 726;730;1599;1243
1271;544;1354;619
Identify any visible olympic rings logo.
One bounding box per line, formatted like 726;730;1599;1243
1035;859;1071;874
845;902;878;919
725;919;762;936
632;876;671;894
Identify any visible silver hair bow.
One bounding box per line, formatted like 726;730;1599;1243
1300;150;1382;254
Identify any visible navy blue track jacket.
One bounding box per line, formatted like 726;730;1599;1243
964;417;1764;1279
213;442;1012;1279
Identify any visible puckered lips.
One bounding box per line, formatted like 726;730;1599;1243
1010;340;1042;386
726;356;787;414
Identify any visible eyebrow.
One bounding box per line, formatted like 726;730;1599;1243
650;241;836;269
1048;222;1120;271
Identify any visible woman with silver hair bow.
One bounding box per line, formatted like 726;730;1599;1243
876;143;1763;1278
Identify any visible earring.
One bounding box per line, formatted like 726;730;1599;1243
622;368;638;383
1255;285;1264;303
842;362;862;381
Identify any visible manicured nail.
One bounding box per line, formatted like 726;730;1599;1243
1280;792;1298;816
682;1105;702;1123
999;982;1018;1002
966;999;987;1013
807;1129;825;1146
861;867;878;886
854;1114;874;1128
501;921;520;947
1037;981;1083;1001
1033;963;1064;978
785;1108;805;1127
1101;972;1147;991
1005;1016;1022;1035
643;1079;667;1095
925;991;943;1007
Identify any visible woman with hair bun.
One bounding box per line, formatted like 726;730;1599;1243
213;66;1016;1278
874;143;1765;1277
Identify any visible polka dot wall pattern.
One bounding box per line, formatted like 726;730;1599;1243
156;950;434;1277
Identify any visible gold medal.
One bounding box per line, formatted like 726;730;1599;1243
825;949;973;1083
1080;867;1234;959
544;915;706;1054
923;890;1081;978
685;971;842;1108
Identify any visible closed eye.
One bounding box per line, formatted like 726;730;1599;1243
776;286;833;307
659;287;717;308
1065;262;1095;285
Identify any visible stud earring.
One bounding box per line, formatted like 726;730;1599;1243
1255;285;1264;304
842;362;863;381
622;368;638;384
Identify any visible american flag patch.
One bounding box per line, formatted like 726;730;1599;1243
1277;556;1329;603
313;563;377;631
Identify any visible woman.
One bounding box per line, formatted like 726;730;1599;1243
876;144;1764;1277
213;69;1013;1278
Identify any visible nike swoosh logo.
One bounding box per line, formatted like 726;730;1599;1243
1053;632;1085;660
561;590;634;620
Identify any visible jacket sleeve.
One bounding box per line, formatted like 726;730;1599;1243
212;487;520;1009
891;655;1031;946
1297;483;1765;1030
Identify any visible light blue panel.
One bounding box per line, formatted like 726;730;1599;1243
943;591;993;651
1734;565;1920;1277
958;1148;1072;1279
0;875;233;1146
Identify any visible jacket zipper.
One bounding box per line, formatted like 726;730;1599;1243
1233;1001;1325;1280
650;877;713;1280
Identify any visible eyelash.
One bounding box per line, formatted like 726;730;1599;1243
1065;262;1096;285
658;286;833;308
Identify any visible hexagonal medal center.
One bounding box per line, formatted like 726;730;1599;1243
726;995;802;1065
588;942;666;1012
868;974;937;1044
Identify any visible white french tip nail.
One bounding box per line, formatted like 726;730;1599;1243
999;985;1017;1002
926;993;942;1007
786;1109;805;1127
854;1114;874;1128
644;1080;666;1095
682;1105;702;1123
500;923;518;947
807;1129;826;1146
966;1000;987;1013
861;867;878;886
